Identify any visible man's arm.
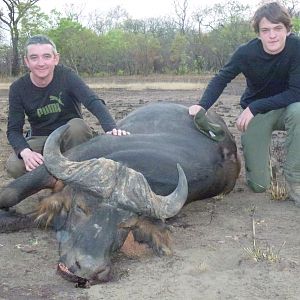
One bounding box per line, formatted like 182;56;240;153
189;50;242;116
199;51;242;110
66;71;119;131
65;70;130;135
7;84;30;157
7;84;45;171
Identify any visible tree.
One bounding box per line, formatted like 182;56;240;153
191;0;253;71
0;0;39;75
281;0;300;16
0;44;12;75
102;29;131;74
19;5;51;53
173;0;190;34
192;0;251;33
129;33;161;75
89;6;129;35
47;18;98;74
170;33;189;73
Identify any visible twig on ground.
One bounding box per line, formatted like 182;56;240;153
241;206;285;263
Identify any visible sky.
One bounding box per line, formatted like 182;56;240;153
37;0;262;19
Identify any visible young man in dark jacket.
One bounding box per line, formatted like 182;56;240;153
6;34;129;178
189;2;300;205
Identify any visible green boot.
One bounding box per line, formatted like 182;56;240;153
194;109;225;142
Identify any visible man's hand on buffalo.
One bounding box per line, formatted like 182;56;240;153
188;104;204;116
20;148;44;171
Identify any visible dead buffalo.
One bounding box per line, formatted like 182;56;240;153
0;102;240;286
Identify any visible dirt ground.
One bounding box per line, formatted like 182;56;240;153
0;76;300;300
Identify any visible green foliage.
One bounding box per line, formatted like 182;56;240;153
100;29;131;73
170;33;189;74
0;44;12;75
19;5;52;55
292;17;300;35
204;20;255;69
2;0;300;76
47;18;100;74
0;0;40;75
130;33;161;75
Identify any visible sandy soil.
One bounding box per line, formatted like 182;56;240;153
0;77;299;300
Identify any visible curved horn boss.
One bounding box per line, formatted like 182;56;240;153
43;125;188;219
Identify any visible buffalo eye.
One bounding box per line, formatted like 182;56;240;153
74;204;87;216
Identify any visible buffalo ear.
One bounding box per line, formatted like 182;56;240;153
34;188;71;227
131;217;173;256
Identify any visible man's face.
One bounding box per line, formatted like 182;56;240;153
258;17;290;55
24;43;59;84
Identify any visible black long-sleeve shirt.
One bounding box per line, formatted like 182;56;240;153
199;34;300;115
7;64;117;156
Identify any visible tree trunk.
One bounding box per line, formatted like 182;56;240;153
11;29;20;76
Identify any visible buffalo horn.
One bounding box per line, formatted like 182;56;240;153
43;125;188;219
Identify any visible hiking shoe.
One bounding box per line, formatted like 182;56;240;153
286;181;300;207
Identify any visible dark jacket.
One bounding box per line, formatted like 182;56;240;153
199;34;300;115
7;64;116;156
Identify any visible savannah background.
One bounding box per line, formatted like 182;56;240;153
1;0;300;299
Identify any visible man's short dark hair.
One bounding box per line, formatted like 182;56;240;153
25;34;57;56
252;2;292;33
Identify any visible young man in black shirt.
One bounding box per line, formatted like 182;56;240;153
189;2;300;205
6;34;129;178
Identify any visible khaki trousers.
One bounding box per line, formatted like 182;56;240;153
6;118;93;178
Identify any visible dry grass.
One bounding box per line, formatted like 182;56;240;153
0;80;206;91
269;161;288;201
0;83;10;89
0;81;205;91
242;206;285;263
0;75;210;91
243;243;284;263
269;135;288;201
269;179;288;201
89;81;206;90
269;163;288;201
212;193;225;201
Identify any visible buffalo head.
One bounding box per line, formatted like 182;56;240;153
38;124;188;285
